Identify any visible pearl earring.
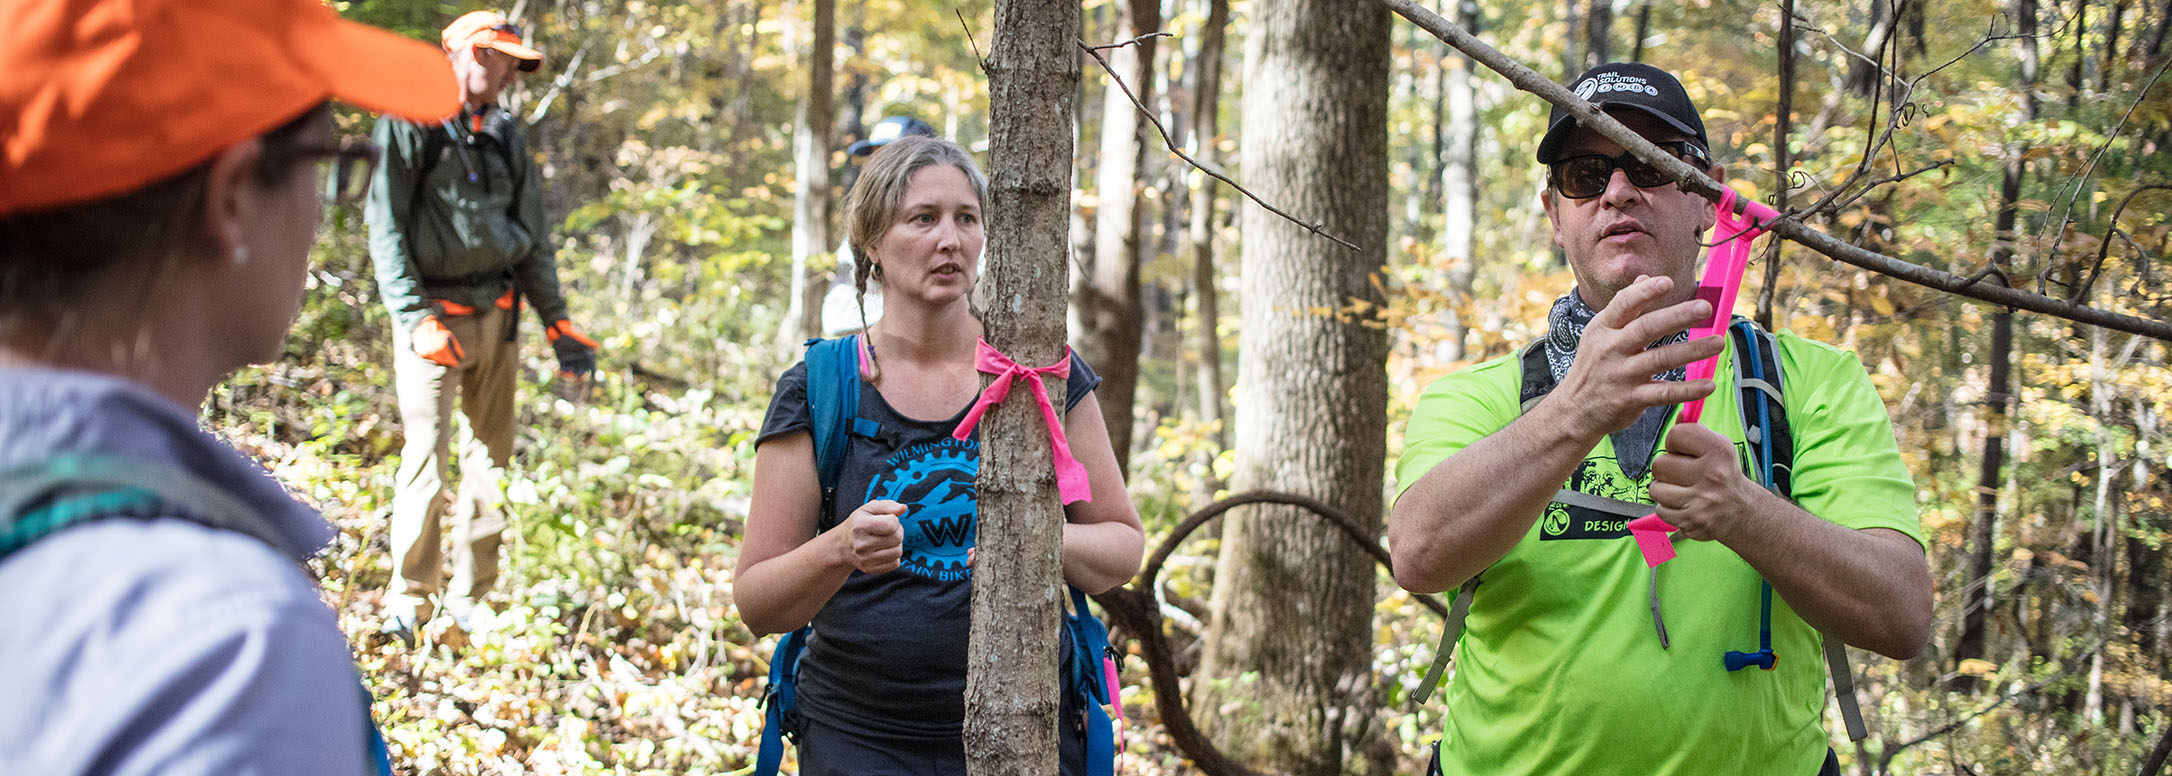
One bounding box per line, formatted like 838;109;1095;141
231;245;250;266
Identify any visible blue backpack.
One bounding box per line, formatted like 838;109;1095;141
0;454;395;776
755;334;1118;775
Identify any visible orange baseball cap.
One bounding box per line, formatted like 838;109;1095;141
0;0;459;216
442;11;544;72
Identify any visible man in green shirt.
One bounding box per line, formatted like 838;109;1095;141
1389;62;1932;775
365;11;598;640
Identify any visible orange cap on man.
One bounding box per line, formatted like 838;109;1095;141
442;11;544;72
0;0;459;216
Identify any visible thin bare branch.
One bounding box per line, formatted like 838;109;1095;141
2078;184;2172;301
1077;39;1363;253
1827;158;1955;214
955;10;986;71
1379;0;2172;341
1086;31;1172;52
2042;55;2172;288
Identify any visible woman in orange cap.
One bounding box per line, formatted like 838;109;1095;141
0;0;455;773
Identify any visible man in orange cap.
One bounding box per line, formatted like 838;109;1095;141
367;10;597;641
0;0;454;772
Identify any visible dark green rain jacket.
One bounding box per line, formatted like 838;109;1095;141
364;106;570;334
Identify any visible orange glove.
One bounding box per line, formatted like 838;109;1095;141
412;315;465;367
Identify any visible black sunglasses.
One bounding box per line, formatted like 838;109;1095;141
1547;141;1711;199
270;141;381;205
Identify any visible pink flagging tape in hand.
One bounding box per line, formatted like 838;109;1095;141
1678;188;1780;424
951;339;1094;505
1633;188;1780;567
1628;514;1680;567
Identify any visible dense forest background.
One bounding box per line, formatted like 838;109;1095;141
211;0;2172;772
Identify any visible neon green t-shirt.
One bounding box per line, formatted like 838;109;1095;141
1394;330;1923;776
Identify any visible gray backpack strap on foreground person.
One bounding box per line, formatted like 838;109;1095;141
0;453;397;776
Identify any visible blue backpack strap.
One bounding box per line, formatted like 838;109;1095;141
0;454;392;773
754;336;866;776
803;335;859;499
756;627;809;776
1065;586;1117;776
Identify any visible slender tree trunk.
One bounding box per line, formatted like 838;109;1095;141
1583;0;1612;70
1757;0;1796;330
1630;0;1651;60
1440;0;1480;361
1562;0;1580;77
2108;0;2129;87
836;6;868;194
2072;0;2091;108
1192;0;1392;773
1188;0;1231;460
1957;0;2037;694
1845;1;1895;96
1080;0;1160;473
2148;0;2172;59
781;0;836;344
966;0;1079;770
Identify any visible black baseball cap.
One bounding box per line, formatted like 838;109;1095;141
846;115;937;156
1535;62;1708;163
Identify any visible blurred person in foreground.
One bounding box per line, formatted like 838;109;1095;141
0;0;456;771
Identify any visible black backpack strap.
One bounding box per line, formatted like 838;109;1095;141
1515;338;1554;413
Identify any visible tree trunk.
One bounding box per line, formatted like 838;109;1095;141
966;0;1080;771
1080;0;1160;474
1957;0;2037;694
2108;0;2129;88
1562;0;1580;78
780;0;836;344
1756;0;1796;330
836;5;868;194
1440;0;1480;362
1630;1;1651;64
1191;0;1392;773
1583;0;1612;71
2071;0;2090;108
1188;0;1231;460
2148;0;2172;59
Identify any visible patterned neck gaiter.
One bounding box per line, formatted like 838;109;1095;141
1543;290;1688;480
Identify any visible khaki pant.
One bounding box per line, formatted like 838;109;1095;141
386;303;518;616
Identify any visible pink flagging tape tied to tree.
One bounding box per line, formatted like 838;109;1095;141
1628;188;1783;568
951;339;1094;505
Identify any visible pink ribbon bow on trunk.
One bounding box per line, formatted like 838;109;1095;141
951;339;1093;505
